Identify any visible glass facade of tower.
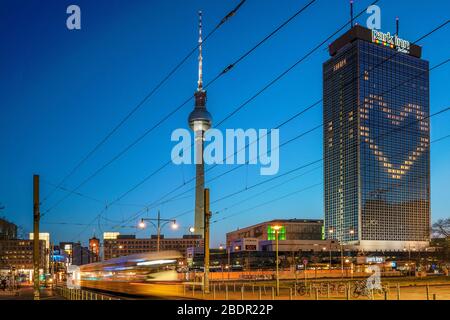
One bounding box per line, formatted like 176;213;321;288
323;27;430;250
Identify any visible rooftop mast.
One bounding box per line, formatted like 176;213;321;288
197;11;203;91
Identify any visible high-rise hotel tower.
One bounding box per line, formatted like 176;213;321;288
323;25;430;251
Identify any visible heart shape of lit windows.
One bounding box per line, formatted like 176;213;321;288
360;94;429;180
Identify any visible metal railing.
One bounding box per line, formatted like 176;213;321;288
56;286;119;300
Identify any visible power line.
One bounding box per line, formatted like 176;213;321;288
154;36;450;213
43;0;318;218
111;1;385;222
211;127;450;225
133;0;390;209
62;0;322;238
71;5;450;241
41;0;248;206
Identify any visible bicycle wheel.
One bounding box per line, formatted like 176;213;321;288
337;284;347;294
297;285;307;296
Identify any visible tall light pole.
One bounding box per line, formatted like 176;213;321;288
329;227;349;278
272;225;282;296
138;211;178;252
32;175;40;300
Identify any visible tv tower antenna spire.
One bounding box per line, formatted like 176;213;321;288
197;10;203;91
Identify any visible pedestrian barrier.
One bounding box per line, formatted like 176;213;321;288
56;286;118;300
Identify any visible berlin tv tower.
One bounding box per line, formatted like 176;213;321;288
188;11;212;238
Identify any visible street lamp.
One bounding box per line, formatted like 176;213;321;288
138;211;177;252
272;225;283;296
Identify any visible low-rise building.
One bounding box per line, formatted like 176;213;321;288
226;219;324;245
0;239;46;280
103;232;203;260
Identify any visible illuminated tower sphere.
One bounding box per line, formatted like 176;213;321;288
188;11;212;237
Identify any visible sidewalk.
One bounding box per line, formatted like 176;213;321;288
0;286;65;300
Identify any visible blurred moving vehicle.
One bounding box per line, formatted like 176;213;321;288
79;251;184;298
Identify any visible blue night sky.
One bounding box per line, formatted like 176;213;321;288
1;0;449;247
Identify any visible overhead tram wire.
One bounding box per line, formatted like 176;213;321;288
84;6;450;237
211;118;450;225
128;0;384;208
212;183;323;224
42;0;319;220
165;56;450;220
168;162;324;220
111;1;384;224
63;0;321;239
153;21;450;211
41;179;148;208
40;0;247;206
112;26;449;233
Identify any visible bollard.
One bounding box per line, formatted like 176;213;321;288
225;285;229;300
327;283;330;299
234;282;236;292
397;283;400;300
289;288;293;300
90;291;93;300
263;285;267;295
315;288;319;300
95;293;98;300
192;283;195;297
384;290;388;300
346;284;350;300
213;284;216;300
309;283;313;297
252;283;255;295
81;290;84;300
271;287;275;300
294;283;297;297
433;293;437;300
426;284;430;300
241;286;244;300
259;287;262;300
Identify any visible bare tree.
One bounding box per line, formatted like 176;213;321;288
432;218;450;238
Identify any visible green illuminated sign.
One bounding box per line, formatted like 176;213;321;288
267;226;286;241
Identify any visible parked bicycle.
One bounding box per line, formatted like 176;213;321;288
351;280;389;298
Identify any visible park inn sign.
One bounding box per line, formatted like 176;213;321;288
372;29;411;54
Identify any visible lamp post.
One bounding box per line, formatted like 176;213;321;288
138;211;178;252
329;227;354;278
272;225;283;296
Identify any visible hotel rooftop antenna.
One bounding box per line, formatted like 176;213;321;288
189;10;212;238
396;16;400;36
350;0;354;28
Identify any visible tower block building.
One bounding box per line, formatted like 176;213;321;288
323;25;430;251
188;11;212;237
